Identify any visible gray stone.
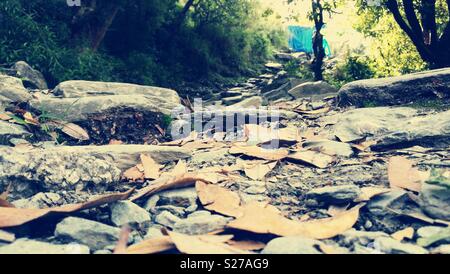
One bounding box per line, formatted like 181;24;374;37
94;249;112;254
419;182;450;221
373;237;428;254
155;211;182;229
12;192;62;209
187;210;212;218
55;217;121;251
338;68;450;107
366;189;408;216
110;201;151;226
152;205;186;217
158;187;198;208
326;107;450;149
144;225;164;239
227;96;263;109
12;61;48;90
306;185;362;205
0;121;32;145
288;81;338;100
340;229;389;246
303;139;354;157
262;236;322;254
30;94;180;122
173;214;230;235
417;226;450;247
0;145;190;197
0;238;90;254
0;75;31;104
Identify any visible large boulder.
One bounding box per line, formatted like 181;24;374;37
338;68;450;107
288;81;338;100
0;145;191;197
323;107;450;150
0;75;31;105
11;61;48;90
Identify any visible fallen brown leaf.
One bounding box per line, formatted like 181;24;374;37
140;154;162;180
61;122;90;141
229;145;289;161
0;189;134;228
354;187;391;202
122;166;144;182
125;236;175;254
196;181;243;218
0;229;15;243
109;139;123;145
227;202;364;239
388;156;429;192
295;107;330;115
0;113;11;121
0;185;14;208
244;161;277;180
113;225;131;254
286;150;334;169
391;227;414;241
327;204;349;217
244;124;299;146
167;231;249;254
226;239;266;251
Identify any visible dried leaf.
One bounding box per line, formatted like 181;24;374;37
0;185;14;208
168;160;188;177
226;240;266;251
125;236;175;254
23;112;39;125
167;231;249;254
295;107;330;115
354;187;391;202
286;150;334;169
352;140;377;151
140;154;162;180
0;229;15;243
244;124;299;146
244;161;277;180
155;124;165;135
0;113;11;121
122;166;144;182
391;227;414;241
130;173;211;202
388;156;429;192
61;122;90;141
229;145;289;161
327;204;349;217
196;181;243;218
109;139;123;145
227;202;364;239
113;225;131;254
0;189;133;228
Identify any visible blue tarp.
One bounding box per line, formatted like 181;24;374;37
288;26;331;56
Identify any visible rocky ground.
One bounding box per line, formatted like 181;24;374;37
0;56;449;254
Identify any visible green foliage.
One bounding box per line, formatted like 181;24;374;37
0;0;286;88
325;53;375;88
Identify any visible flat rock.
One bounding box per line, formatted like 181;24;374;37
325;107;450;149
288;81;338;100
157;187;198;208
306;185;361;205
0;238;90;254
155;211;182;229
0;121;32;145
12;192;62;209
55;217;121;251
0;75;31;104
340;229;389;246
0;145;190;197
373;237;428;254
419;182;450;221
30;94;180;122
173;214;230;235
338;68;450;107
110;201;151;226
303;139;354;157
366;189;408;217
262;236;322;254
227;96;263;109
417;226;450;247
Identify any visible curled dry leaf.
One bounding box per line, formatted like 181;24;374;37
0;113;11;121
354;187;391;202
244;161;277;180
167;231;249;254
122;166;144;182
227;202;364;240
61;122;90;141
286;150;334;169
388;156;429;192
125;236;175;254
140;154;162;180
229;144;289;161
0;229;15;243
196;181;243;218
391;227;414;241
0;185;14;208
0;189;134;228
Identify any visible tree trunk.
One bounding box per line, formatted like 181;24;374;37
311;0;325;81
